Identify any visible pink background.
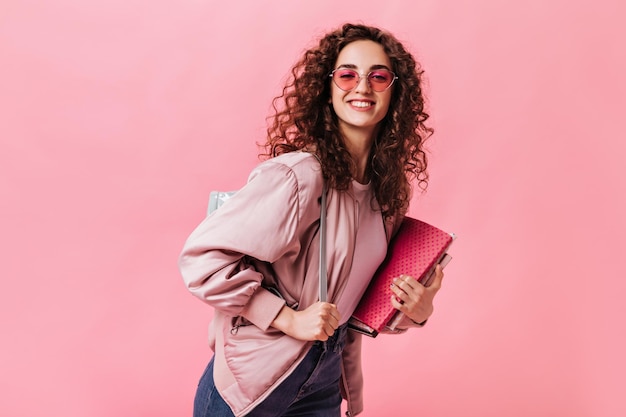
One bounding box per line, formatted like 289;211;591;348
2;1;625;416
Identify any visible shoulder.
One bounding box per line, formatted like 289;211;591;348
245;152;323;219
263;151;321;173
250;152;323;191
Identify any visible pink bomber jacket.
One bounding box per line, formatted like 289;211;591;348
179;152;406;416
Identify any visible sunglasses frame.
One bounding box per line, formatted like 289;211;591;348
329;68;398;92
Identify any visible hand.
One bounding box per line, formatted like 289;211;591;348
271;301;341;341
390;264;444;324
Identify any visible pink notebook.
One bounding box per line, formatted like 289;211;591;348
348;217;455;337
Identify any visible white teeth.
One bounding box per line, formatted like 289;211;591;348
351;101;372;108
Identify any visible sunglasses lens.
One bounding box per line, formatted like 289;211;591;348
333;69;359;91
368;70;394;91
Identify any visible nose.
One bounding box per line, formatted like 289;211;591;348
353;73;371;93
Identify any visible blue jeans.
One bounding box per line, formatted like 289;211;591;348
194;324;348;417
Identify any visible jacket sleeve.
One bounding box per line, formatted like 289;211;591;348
178;161;304;331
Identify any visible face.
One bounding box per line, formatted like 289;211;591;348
330;40;394;140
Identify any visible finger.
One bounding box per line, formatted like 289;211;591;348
325;314;339;333
401;275;417;290
390;284;412;307
322;303;341;323
392;276;412;293
329;305;341;323
390;294;407;312
317;331;329;341
319;305;340;330
393;277;425;300
389;281;407;302
322;319;337;338
429;265;444;289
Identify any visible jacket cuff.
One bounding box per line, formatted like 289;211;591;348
240;287;286;331
404;318;427;328
390;316;428;332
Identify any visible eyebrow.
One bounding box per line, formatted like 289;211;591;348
336;64;392;71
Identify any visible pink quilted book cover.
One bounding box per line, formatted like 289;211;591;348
349;217;455;337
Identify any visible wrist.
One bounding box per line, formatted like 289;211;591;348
271;305;295;334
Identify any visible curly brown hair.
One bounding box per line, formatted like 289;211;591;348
263;23;433;219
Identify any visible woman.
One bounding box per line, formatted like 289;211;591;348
179;23;444;417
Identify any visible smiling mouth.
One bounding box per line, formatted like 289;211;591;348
349;100;374;108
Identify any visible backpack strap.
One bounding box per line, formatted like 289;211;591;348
319;182;328;302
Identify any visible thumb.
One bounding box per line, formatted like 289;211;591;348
429;264;444;289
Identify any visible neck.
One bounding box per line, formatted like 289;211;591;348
340;126;376;184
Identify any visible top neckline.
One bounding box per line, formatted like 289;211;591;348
352;179;371;191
